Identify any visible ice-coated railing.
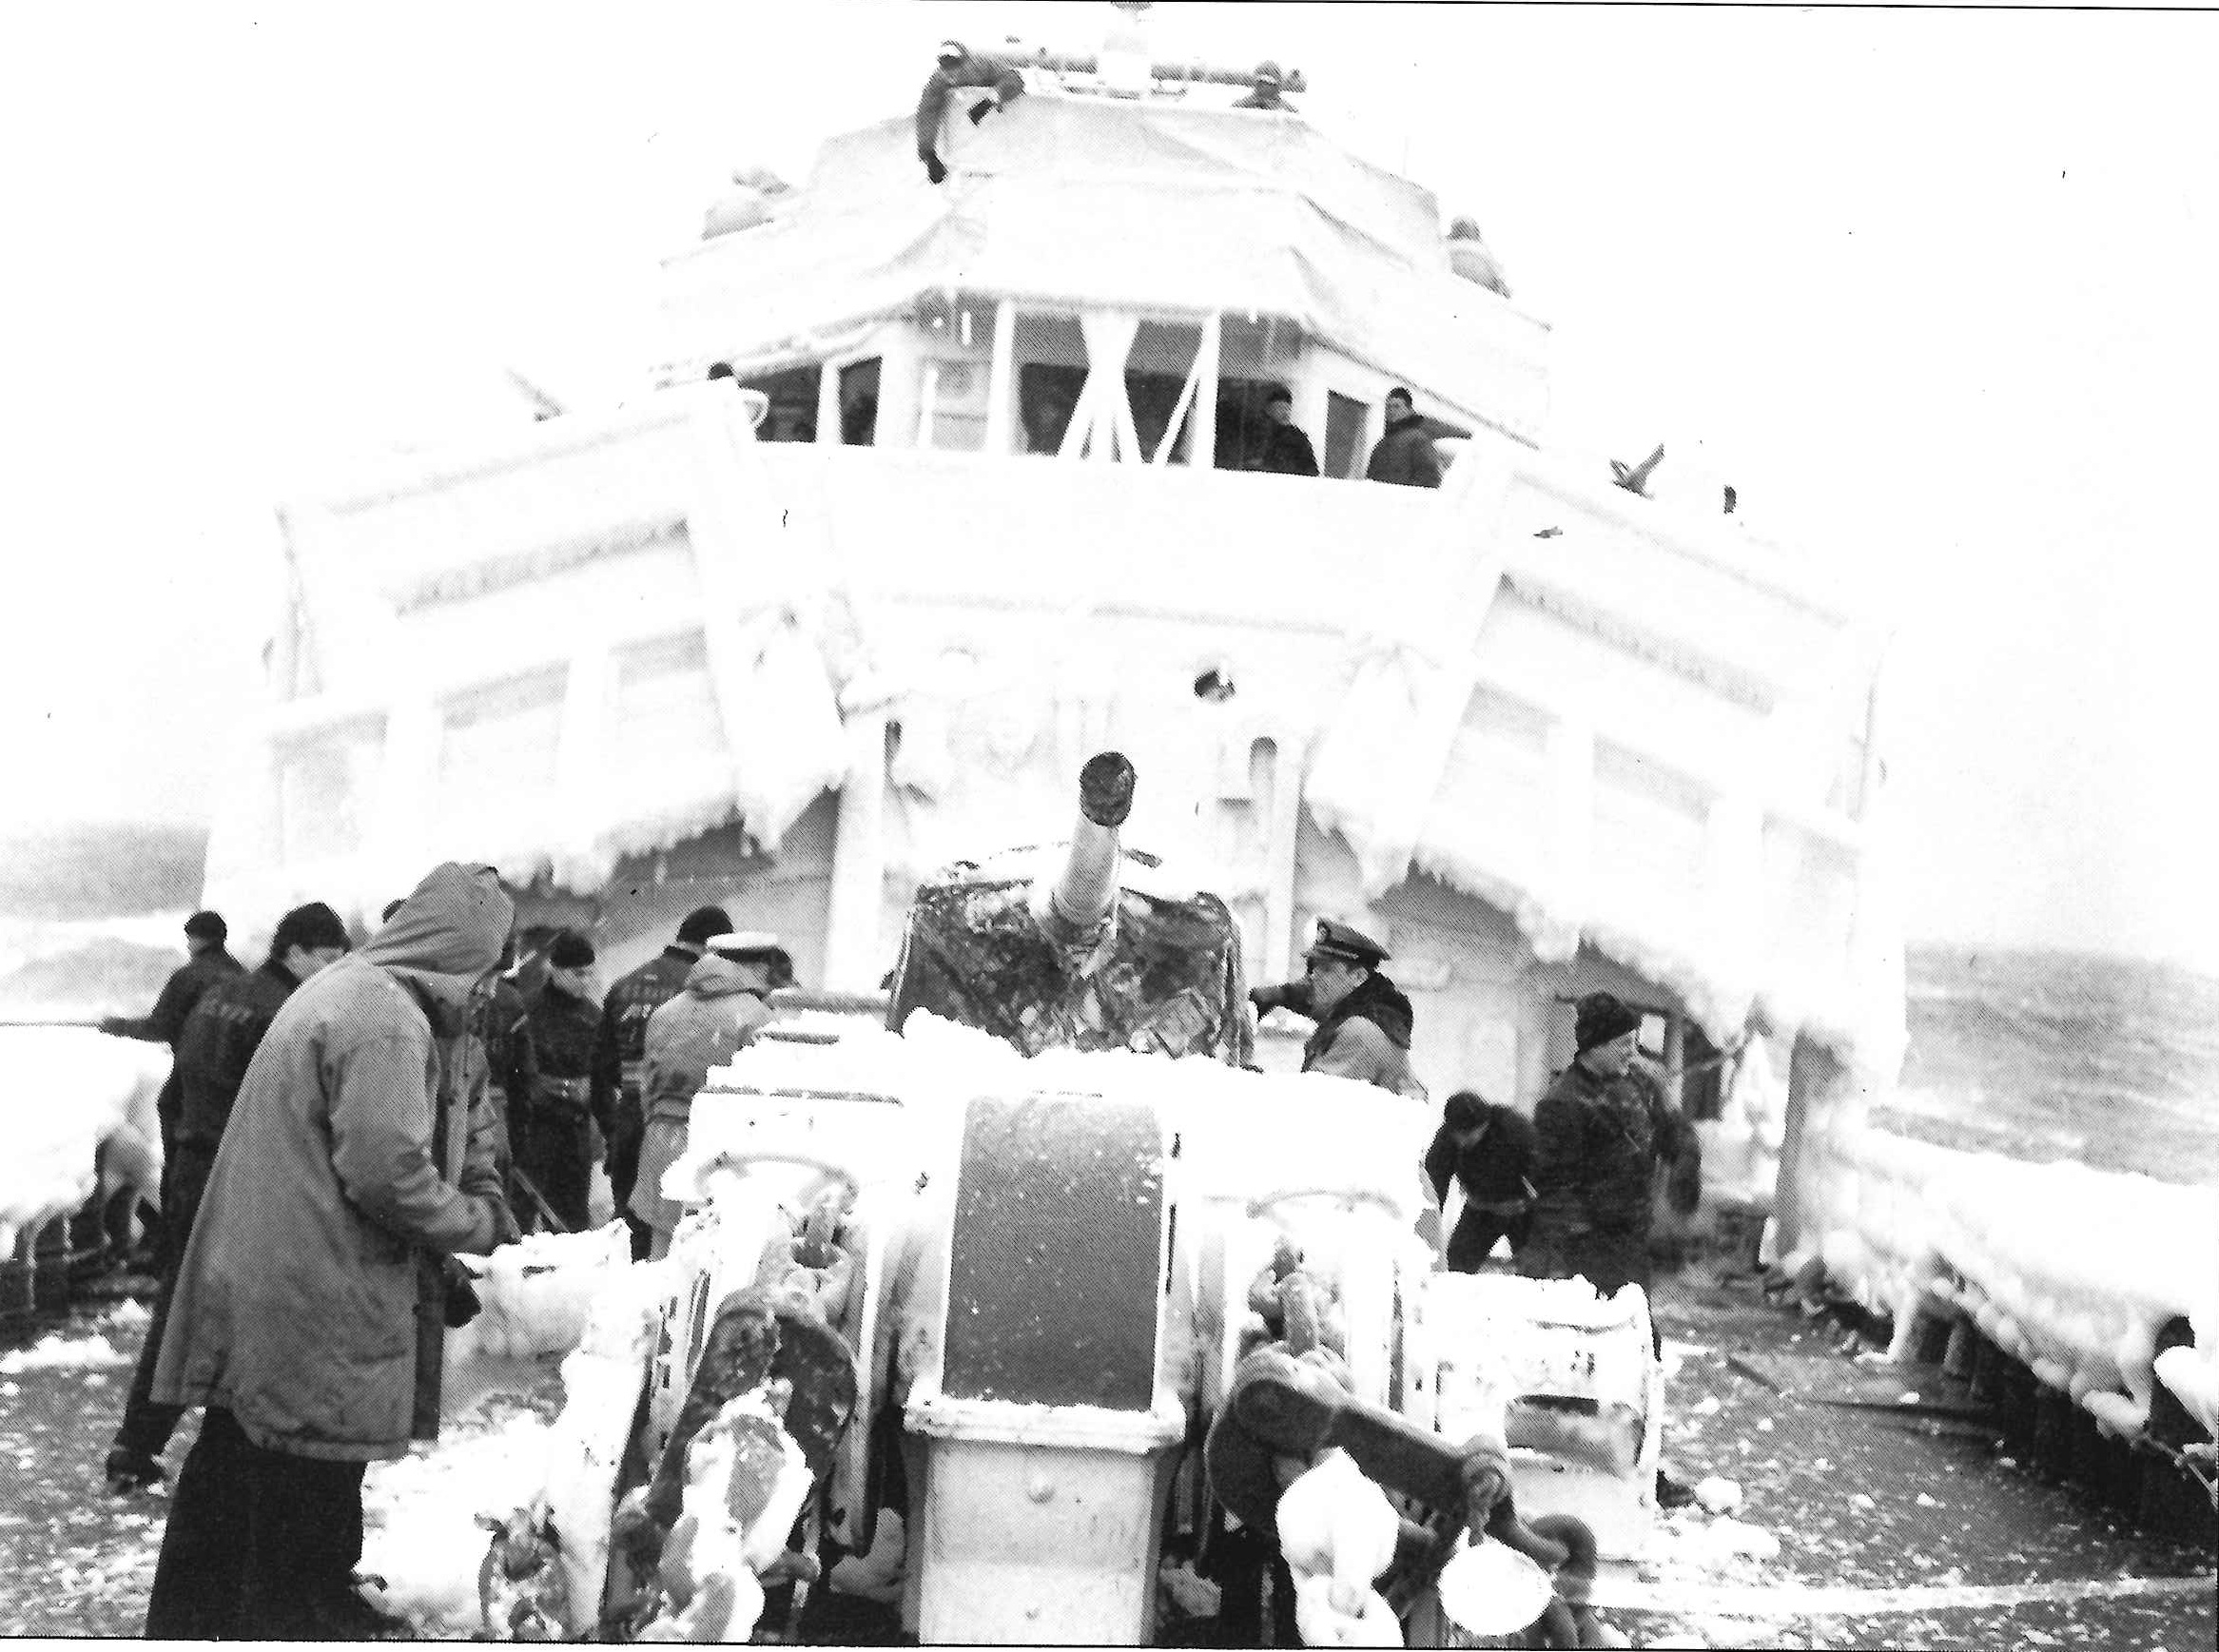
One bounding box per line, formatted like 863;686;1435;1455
1780;1074;2219;1446
0;1028;167;1257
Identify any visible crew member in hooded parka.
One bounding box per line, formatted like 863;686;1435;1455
104;902;353;1494
144;864;518;1641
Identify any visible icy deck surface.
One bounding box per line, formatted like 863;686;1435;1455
2;1264;2210;1645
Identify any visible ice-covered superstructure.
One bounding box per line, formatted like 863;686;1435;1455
201;42;1898;1108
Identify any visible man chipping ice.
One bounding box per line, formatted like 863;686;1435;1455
144;863;518;1639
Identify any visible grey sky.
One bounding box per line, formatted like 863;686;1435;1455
1;3;2212;969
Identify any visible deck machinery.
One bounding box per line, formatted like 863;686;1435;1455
506;756;1653;1647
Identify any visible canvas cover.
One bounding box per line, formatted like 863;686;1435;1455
660;94;1549;439
886;850;1253;1066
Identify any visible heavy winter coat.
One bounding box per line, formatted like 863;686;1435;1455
151;864;518;1461
592;946;700;1138
469;974;536;1115
1255;973;1425;1097
1520;1056;1699;1294
167;957;305;1228
916;52;1024;166
628;955;773;1237
111;946;245;1152
1252;421;1320;476
116;948;246;1049
1365;411;1443;489
523;981;600;1118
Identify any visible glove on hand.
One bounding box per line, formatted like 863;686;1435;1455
442;1256;483;1329
924;152;948;185
968;99;995;126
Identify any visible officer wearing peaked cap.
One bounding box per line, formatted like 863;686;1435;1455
1248;919;1425;1098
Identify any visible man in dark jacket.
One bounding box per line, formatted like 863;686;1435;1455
467;941;536;1169
1247;384;1319;476
1365;386;1443;489
593;904;730;1258
516;929;601;1233
1424;1089;1540;1273
1249;919;1425;1098
917;39;1024;184
146;863;517;1640
1521;991;1700;1301
103;910;244;1215
104;903;353;1493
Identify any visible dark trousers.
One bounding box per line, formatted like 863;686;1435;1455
112;1151;212;1461
510;1110;593;1232
144;1407;367;1639
1520;1221;1664;1359
112;1265;186;1460
1446;1205;1530;1273
607;1105;652;1260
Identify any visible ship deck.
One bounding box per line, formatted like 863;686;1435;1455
2;1257;2209;1645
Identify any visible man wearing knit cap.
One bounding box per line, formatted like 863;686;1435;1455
631;932;784;1258
1249;919;1425;1097
103;909;245;1217
1522;991;1701;1301
593;904;730;1257
106;902;354;1494
517;928;601;1232
146;864;517;1639
1365;386;1444;489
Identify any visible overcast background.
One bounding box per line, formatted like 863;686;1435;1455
2;2;2212;971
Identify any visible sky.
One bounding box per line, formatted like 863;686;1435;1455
0;2;2213;971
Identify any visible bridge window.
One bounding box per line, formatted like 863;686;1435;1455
1009;310;1212;463
837;358;881;446
1215;378;1294;471
1019;362;1086;455
737;364;818;442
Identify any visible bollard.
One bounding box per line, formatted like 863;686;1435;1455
2030;1386;2075;1485
31;1216;71;1312
1941;1317;1976;1380
1909;1308;1955;1368
1967;1330;2005;1406
2066;1407;2112;1506
1996;1360;2038;1457
1;1227;34;1327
